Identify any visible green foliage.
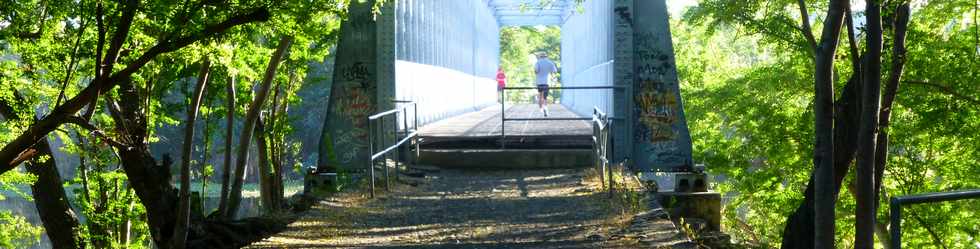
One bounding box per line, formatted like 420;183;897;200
499;26;562;103
70;170;150;249
1;0;348;247
678;0;980;247
0;171;41;249
0;170;36;201
0;211;42;249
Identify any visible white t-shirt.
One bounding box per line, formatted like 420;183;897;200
535;58;557;85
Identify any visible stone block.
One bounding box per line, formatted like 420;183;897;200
638;171;709;193
674;172;708;192
304;172;339;193
658;191;722;231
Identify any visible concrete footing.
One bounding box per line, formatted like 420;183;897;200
304;172;339;193
657;191;722;231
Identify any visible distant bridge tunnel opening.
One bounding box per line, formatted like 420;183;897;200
392;0;616;127
494;0;616;118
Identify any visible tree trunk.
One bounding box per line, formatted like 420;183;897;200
855;1;883;248
266;82;282;211
27;141;84;249
224;36;293;219
255;113;275;213
0;98;83;249
273;77;295;208
201;87;217;215
74;133;111;248
781;3;913;246
172;58;211;249
218;75;236;215
268;72;294;209
782;57;866;249
108;82;291;248
812;1;848;248
108;77;178;247
876;1;910;210
870;4;911;247
122;198;134;246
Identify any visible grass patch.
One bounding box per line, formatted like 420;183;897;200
583;164;649;219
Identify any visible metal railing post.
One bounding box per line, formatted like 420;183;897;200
384;115;391;191
500;88;506;149
593;108;604;190
890;198;901;249
368;117;375;198
414;102;420;165
606;120;614;198
398;106;408;180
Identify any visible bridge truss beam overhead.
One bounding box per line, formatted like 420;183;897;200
488;0;574;26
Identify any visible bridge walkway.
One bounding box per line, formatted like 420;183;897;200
246;168;691;249
418;104;591;149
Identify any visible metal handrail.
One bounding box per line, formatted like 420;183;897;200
503;86;629;90
367;101;419;198
889;189;980;249
505;117;592;121
368;109;401;120
499;85;627;148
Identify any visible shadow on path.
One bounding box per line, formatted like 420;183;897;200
246;168;645;249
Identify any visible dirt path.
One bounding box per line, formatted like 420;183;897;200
246;168;683;249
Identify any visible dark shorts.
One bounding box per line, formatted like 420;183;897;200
537;84;549;99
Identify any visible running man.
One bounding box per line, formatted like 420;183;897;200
534;52;558;116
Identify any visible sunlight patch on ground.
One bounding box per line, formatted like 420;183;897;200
246;168;657;249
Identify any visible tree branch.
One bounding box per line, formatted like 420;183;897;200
85;0;140;121
54;2;90;107
909;209;950;249
0;7;270;175
903;80;980;106
95;1;106;81
100;0;140;77
65;116;128;149
796;0;819;56
844;8;861;74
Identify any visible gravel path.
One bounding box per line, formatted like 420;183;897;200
247;168;673;249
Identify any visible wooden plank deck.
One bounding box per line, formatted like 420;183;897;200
418;104;592;149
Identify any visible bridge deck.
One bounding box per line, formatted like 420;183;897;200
418;104;591;149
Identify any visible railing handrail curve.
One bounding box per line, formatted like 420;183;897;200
889;189;980;249
366;100;419;198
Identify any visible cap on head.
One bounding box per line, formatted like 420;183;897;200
535;51;548;58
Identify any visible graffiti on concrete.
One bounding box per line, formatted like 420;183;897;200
332;84;372;164
341;62;372;85
318;0;378;172
635;79;678;142
630;0;694;172
614;6;633;26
